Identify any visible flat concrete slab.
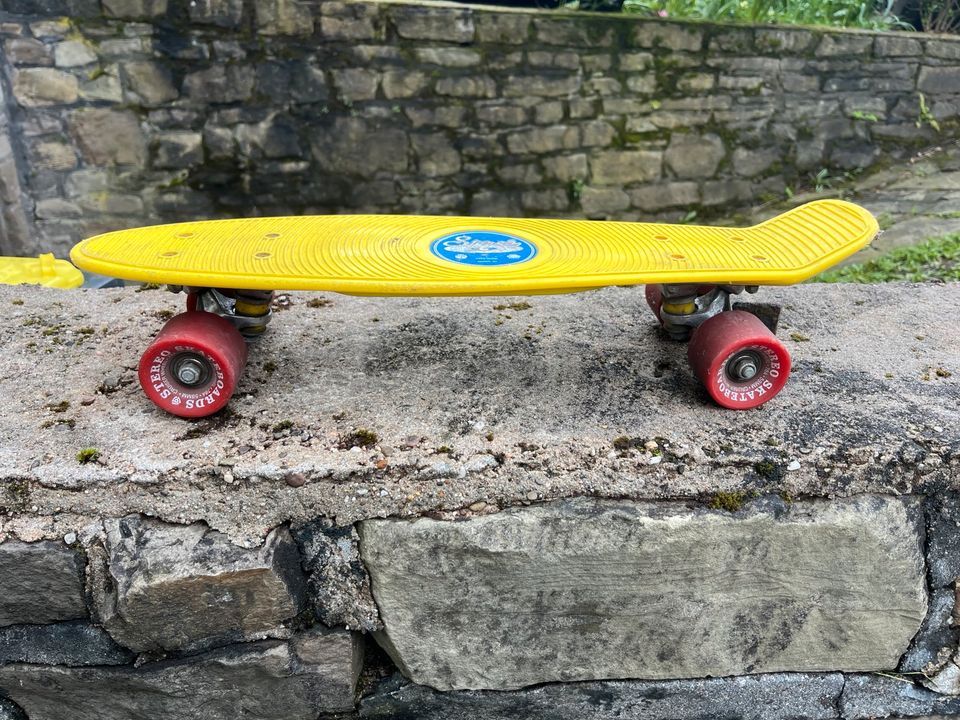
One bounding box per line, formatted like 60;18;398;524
0;282;957;545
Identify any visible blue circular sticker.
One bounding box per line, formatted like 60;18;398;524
430;231;537;267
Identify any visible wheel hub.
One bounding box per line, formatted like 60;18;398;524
727;350;762;382
171;354;210;387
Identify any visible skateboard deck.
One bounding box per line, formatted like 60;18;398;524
1;253;83;289
69;199;877;295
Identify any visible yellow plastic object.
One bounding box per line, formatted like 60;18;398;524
70;199;877;296
0;253;84;289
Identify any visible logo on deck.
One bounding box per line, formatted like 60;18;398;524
430;231;537;267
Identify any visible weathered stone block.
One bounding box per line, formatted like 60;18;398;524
0;540;86;626
927;493;960;589
700;180;753;207
312;117;409;173
90;516;308;653
521;188;568;212
628;181;699;210
506;126;579;155
926;39;960;60
189;0;243;27
183;64;254;103
580;120;616;148
470;191;521;216
361;672;846;720
816;33;873;57
534;101;564;125
80;67;122;102
755;29;813;54
98;38;144;57
634;22;702;52
0;630;362;720
4;38;52;66
256;0;314;35
665;133;726;179
568;98;597;119
625;75;655;94
68;109;146;166
392;6;474;42
709;27;754;53
619;51;654;71
102;0;167;17
733;147;779;178
153;131;203;169
583;77;618;98
580;186;629;216
528;51;580;70
534;18;613;46
53;40;96;67
77;193;144;215
919;66;960;95
29;141;77;171
124;61;178;106
321;15;376;40
12;68;78;106
503;74;581;98
436;76;497;98
875;35;922;56
678;73;715;92
476;104;528;127
405;106;466;129
0;621;133;666
35;198;82;219
382;70;428;99
591;149;662;185
235;114;302;160
475;13;529;44
333;68;380;102
496;163;542;185
28;18;70;38
416;48;481;68
360;496;926;691
543;154;587;182
412;134;462;177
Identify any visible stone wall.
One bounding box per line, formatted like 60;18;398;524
1;0;960;256
1;281;959;719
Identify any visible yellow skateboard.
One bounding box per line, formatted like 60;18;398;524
70;199;877;417
1;253;83;289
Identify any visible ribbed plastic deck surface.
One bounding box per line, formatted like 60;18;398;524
70;199;877;295
0;254;84;289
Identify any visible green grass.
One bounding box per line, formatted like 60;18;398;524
815;233;960;283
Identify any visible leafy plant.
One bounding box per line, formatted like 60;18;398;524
916;93;941;133
850;110;879;122
621;0;910;29
919;0;960;33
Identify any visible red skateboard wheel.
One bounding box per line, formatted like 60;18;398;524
687;310;790;410
138;311;247;418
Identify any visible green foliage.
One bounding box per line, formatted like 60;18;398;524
622;0;909;29
815;233;960;283
916;93;941;133
919;0;960;32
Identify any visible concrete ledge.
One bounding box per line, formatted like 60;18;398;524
0;283;957;544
